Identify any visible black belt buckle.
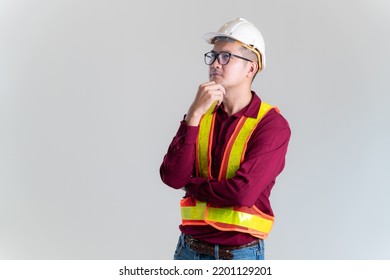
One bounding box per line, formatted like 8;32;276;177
187;237;197;250
219;248;233;260
186;236;201;252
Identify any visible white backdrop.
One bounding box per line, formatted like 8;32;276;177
1;0;389;259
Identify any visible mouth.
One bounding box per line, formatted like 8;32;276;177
210;71;222;77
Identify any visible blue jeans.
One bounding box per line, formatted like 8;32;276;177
173;234;265;260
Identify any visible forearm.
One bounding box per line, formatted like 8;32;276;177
186;154;285;207
186;124;291;207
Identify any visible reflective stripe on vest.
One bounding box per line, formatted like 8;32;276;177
181;101;278;239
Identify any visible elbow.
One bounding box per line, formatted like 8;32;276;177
161;176;185;190
228;182;259;207
223;188;256;207
159;168;186;190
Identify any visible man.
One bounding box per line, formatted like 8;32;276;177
160;18;291;260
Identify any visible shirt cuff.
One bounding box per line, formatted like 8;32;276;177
186;177;207;195
178;120;199;145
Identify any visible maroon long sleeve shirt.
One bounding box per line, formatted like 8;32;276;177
160;92;291;246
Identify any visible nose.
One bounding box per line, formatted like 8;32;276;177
211;55;222;67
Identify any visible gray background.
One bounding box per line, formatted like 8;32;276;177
1;0;389;259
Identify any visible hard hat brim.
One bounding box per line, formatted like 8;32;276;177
203;32;238;45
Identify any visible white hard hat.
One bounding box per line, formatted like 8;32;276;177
203;18;266;71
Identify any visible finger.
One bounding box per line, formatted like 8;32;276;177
204;84;225;95
217;85;226;95
212;91;224;105
199;81;216;88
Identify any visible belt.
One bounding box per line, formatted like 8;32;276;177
184;235;259;260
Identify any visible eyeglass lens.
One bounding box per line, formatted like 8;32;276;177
204;52;231;65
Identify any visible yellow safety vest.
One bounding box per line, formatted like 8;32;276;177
180;101;277;239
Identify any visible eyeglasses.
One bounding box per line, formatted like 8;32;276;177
204;51;252;65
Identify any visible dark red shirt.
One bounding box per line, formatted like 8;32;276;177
160;92;291;246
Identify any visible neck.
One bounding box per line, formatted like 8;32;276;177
222;88;253;116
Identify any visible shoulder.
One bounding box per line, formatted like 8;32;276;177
258;107;290;131
247;108;291;150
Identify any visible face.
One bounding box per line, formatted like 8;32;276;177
208;41;253;88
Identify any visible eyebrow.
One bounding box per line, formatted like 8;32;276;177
211;50;233;53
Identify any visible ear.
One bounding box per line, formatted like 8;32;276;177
246;61;258;78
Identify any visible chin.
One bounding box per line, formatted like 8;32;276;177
210;75;223;82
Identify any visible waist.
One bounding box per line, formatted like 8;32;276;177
180;225;258;245
184;234;260;260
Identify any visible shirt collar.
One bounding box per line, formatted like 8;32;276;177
214;91;261;119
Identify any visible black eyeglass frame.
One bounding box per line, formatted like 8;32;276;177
204;51;253;65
